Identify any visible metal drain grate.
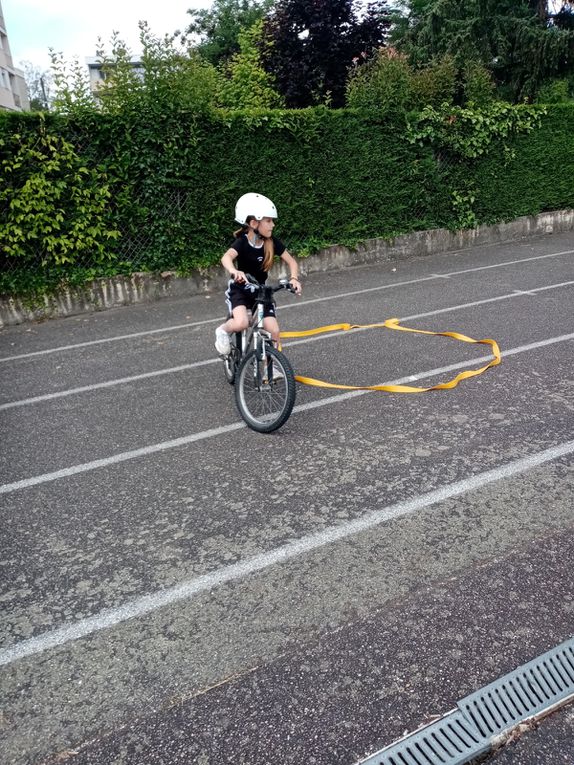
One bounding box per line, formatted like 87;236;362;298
356;637;574;765
458;638;574;738
358;709;490;765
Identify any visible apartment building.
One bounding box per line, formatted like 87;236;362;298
0;0;29;111
86;56;144;97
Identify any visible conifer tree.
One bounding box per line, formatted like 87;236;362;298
392;0;574;100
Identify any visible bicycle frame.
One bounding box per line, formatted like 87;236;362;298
239;281;287;359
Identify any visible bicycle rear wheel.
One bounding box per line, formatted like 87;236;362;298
235;346;296;433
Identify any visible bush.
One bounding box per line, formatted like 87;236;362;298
346;48;413;113
346;52;468;113
411;56;457;109
51;23;221;117
535;78;573;104
1;102;573;298
461;61;496;108
0;118;119;270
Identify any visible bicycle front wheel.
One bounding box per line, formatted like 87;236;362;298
235;346;296;433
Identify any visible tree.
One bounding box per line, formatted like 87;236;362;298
217;20;284;108
20;62;53;111
185;0;273;65
391;0;574;100
50;51;95;114
262;0;392;108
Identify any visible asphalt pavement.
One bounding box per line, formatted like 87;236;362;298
0;231;573;765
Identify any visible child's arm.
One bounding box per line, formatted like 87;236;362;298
280;250;302;295
221;248;246;283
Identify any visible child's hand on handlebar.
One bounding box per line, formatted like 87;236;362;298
289;277;302;296
231;270;247;284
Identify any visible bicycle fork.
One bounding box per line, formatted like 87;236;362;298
251;307;275;387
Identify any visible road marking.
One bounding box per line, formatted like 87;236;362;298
0;359;216;411
404;279;574;318
0;421;245;495
1;332;573;495
1;249;572;363
444;248;574;276
2;280;573;411
1;438;572;667
0;319;216;363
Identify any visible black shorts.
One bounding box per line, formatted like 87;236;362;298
225;282;276;319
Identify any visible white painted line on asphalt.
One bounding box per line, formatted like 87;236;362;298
444;248;574;276
0;319;216;363
0;358;217;411
402;279;574;320
534;280;574;293
3;280;573;410
0;421;244;495
1;438;572;668
405;278;573;320
1;248;572;363
1;331;573;495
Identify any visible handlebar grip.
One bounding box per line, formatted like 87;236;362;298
273;281;296;293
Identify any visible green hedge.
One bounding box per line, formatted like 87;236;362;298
1;104;573;297
470;105;574;222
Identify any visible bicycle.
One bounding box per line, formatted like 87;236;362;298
221;274;297;433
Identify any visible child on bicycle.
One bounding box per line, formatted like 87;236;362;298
214;192;302;356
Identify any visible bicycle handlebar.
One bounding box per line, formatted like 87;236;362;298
244;274;297;294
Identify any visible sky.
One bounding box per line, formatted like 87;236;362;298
3;0;211;72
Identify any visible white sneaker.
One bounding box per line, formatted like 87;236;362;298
215;327;231;356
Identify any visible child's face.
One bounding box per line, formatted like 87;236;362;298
255;217;275;238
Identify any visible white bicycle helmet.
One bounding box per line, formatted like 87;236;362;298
235;192;277;225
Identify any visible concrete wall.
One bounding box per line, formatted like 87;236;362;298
1;209;573;328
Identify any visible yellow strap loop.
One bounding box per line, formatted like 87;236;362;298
280;318;501;393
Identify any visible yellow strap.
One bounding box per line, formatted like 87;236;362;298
280;317;501;393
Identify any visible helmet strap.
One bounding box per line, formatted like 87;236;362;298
248;221;264;245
